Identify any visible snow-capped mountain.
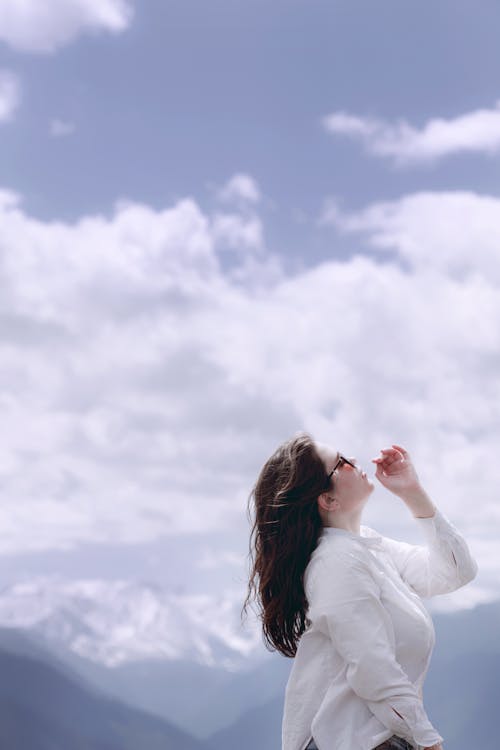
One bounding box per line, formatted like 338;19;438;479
0;577;262;670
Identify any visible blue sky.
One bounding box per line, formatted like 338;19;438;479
3;0;500;260
0;0;499;638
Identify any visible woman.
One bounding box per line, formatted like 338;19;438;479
242;432;478;750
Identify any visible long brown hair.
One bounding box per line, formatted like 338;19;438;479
241;431;330;658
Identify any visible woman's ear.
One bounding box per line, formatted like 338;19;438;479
318;492;337;514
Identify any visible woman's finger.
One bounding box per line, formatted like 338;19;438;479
381;447;405;463
380;449;402;462
380;450;402;466
391;444;409;457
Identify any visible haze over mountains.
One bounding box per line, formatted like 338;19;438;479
0;635;208;750
0;577;259;670
0;579;498;749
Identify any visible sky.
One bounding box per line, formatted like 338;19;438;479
0;0;500;629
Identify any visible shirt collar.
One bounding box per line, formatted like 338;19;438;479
320;525;384;549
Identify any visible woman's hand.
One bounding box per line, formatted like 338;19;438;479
371;444;422;496
371;444;437;518
423;744;443;750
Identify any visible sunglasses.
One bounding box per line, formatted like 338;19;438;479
325;454;357;487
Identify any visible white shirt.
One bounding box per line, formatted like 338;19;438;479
281;507;478;750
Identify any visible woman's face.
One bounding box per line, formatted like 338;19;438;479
316;443;375;512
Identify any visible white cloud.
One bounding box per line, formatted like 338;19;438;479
211;212;263;252
197;549;244;570
320;190;500;282
322;112;380;139
0;181;286;555
50;118;76;137
216;173;261;205
0;175;497;612
0;69;20;122
0;0;133;54
211;176;265;265
322;100;500;166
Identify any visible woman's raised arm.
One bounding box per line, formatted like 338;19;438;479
372;445;478;597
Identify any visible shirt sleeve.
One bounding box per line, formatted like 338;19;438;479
310;551;444;748
380;506;479;598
